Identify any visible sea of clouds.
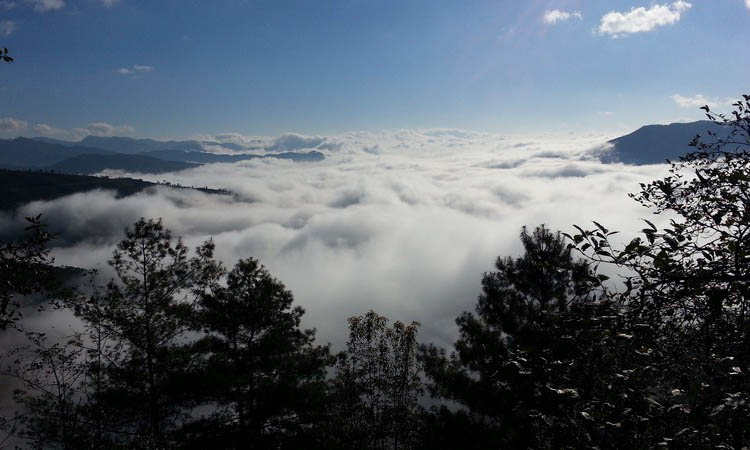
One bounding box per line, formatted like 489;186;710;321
4;129;673;349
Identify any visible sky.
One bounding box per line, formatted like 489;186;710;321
0;0;748;139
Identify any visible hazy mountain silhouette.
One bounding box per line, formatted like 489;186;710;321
49;153;198;174
601;120;728;165
36;136;252;152
142;149;262;164
0;138;114;168
144;149;325;163
3;137;325;174
78;136;205;154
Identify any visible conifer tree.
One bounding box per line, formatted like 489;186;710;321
182;257;332;449
421;225;605;448
72;218;223;448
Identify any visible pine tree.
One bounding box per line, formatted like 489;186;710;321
421;225;605;448
183;257;332;449
73;218;223;448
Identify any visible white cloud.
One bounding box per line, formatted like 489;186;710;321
0;117;28;132
268;133;326;151
25;0;64;12
746;0;750;9
6;129;673;349
0;20;16;36
73;122;135;137
543;9;583;25
8;121;135;140
99;0;118;6
32;123;69;138
116;64;154;76
598;1;691;37
671;94;733;109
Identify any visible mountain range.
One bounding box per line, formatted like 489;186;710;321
0;121;727;175
0;135;326;174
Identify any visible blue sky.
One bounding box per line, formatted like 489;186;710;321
0;0;748;139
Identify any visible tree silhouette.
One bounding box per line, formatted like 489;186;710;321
0;215;54;329
568;94;750;447
421;225;607;448
70;218;224;448
183;258;331;449
329;310;422;450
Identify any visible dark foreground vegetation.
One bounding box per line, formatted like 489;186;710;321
1;97;749;449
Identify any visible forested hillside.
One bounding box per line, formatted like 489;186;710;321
0;169;230;212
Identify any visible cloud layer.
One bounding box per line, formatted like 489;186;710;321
598;1;691;37
4;130;670;349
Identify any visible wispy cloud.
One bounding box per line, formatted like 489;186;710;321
0;20;16;36
0;1;15;10
671;94;733;109
116;64;155;76
543;9;582;25
0;117;28;133
30;121;135;139
99;0;118;6
73;122;135;137
746;0;750;9
597;1;691;37
31;123;67;138
25;0;64;12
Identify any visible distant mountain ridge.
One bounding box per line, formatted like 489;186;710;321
143;149;325;164
48;153;199;174
0;135;325;174
78;136;205;154
33;136;205;154
601;120;729;165
0;137;113;168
